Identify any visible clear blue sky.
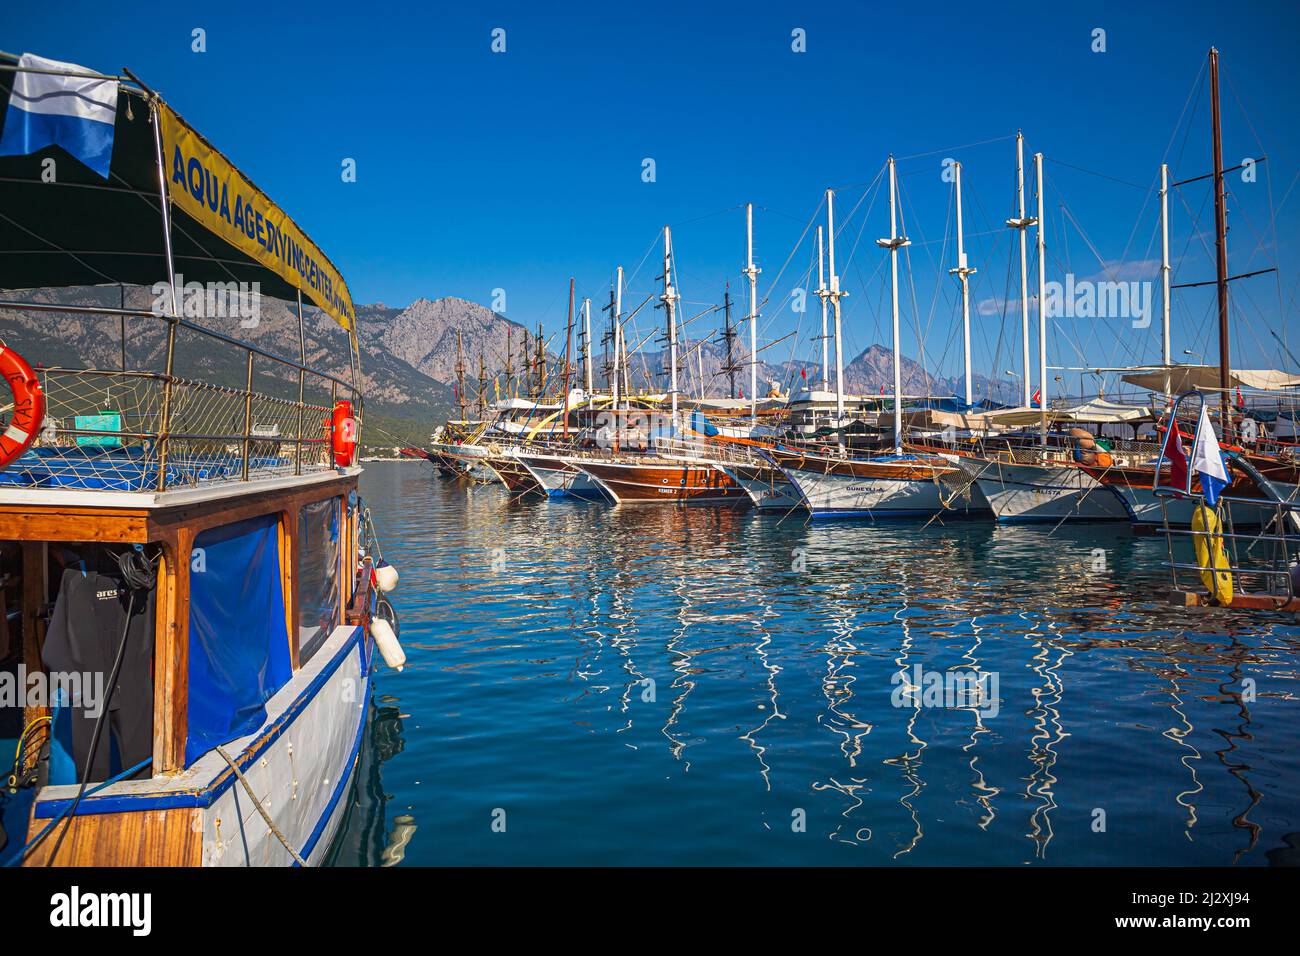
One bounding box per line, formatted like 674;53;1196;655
4;0;1298;391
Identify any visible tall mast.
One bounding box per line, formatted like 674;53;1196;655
1006;131;1035;407
614;266;624;410
1209;46;1232;437
661;227;679;421
455;330;467;420
535;322;545;397
582;297;593;394
521;327;530;399
1035;151;1048;445
876;156;909;454
719;285;738;399
826;188;846;427
816;225;830;392
477;350;487;418
1159;163;1172;373
505;326;513;399
950;161;977;407
744;203;760;420
562;277;575;437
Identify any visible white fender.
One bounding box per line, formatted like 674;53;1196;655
374;561;399;593
371;617;406;671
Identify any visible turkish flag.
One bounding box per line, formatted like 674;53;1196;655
1156;420;1189;494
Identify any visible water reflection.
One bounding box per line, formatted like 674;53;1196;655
336;462;1300;866
324;699;408;866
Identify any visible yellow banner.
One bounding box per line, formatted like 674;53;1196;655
158;104;355;331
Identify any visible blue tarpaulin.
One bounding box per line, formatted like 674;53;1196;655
186;513;292;767
689;409;720;436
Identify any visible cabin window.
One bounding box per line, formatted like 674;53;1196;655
186;513;292;768
297;496;341;666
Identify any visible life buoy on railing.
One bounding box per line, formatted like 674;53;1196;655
0;345;44;471
331;399;357;467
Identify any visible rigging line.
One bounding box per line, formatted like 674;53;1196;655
758;204;818;223
836;168;887;282
963;172;1017;387
913;175;958;370
1171;68;1206;177
1163;56;1208;166
1049;185;1156;371
825;134;1018;187
670;203;746;229
1046;158;1149;191
895;176;941;386
1222;178;1286;274
1222;64;1270;162
757;195;824;312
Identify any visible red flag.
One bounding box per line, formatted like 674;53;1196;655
800;367;807;379
1236;386;1246;409
879;384;885;395
1155;420;1189;493
1031;386;1042;407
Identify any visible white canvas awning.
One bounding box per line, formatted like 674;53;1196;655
897;399;1150;431
1121;365;1300;393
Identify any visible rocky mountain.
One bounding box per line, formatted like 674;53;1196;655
1;289;1014;445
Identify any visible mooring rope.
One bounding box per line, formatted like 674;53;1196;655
215;745;306;866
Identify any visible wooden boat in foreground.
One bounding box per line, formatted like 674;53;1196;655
0;53;404;866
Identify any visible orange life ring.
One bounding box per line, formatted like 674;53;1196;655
0;346;44;470
330;399;357;467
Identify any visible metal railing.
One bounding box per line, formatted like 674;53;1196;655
2;301;359;494
1158;493;1300;606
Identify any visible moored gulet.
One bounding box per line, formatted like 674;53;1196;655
771;160;984;519
571;455;746;505
956;449;1130;523
0;53;405;866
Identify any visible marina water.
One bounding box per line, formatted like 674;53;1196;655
331;461;1300;866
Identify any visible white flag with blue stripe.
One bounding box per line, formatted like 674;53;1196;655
1190;400;1230;506
0;53;116;178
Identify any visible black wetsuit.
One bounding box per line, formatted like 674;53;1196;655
41;568;153;782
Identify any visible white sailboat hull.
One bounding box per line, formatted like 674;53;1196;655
960;458;1130;523
779;465;970;518
718;464;803;510
1111;479;1297;528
